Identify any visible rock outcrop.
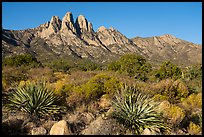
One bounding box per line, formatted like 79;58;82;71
75;15;89;34
61;12;76;34
2;11;202;66
41;16;61;38
80;116;125;135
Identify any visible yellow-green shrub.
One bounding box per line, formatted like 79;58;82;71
72;73;123;102
152;94;168;102
163;105;185;125
187;122;201;135
173;79;189;100
153;79;189;103
181;93;202;114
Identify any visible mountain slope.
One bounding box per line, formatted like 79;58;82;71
2;12;202;67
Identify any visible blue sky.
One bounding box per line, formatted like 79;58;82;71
2;2;202;44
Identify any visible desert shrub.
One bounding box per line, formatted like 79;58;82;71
162;104;185;127
187;122;201;135
66;87;85;110
3;54;41;67
172;79;189;100
46;58;73;72
112;85;170;135
155;61;182;80
46;57;102;72
71;73;123;104
75;58;102;71
107;61;121;71
181;93;202;114
104;76;123;97
6;80;66;119
184;65;202;81
27;67;55;82
153;79;189;103
152;94;168;102
2;66;29;88
108;54;152;81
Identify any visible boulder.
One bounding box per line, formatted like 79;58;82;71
141;128;158;135
80;116;125;135
98;94;111;109
49;120;72;135
157;100;171;112
41;120;57;132
31;127;47;135
80;112;95;125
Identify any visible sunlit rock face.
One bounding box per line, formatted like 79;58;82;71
2;11;202;66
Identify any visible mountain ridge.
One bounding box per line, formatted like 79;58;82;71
2;12;202;67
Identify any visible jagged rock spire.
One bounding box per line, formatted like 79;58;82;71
97;26;107;32
61;12;76;34
88;22;93;32
75;15;89;35
40;16;61;38
50;16;62;33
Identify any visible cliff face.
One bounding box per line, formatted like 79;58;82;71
2;12;202;66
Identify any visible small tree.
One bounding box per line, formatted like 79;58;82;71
108;54;152;81
3;54;41;67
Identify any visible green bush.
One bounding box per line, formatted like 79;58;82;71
181;93;202;114
107;61;121;71
153;79;189;103
112;85;169;135
152;94;168;102
3;54;41;67
155;61;182;80
46;59;73;72
162;104;185;126
108;54;152;81
46;57;101;72
76;58;102;71
184;65;202;81
6;81;66;118
74;73;123;102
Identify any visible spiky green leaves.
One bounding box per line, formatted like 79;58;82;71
112;85;169;135
6;81;66;118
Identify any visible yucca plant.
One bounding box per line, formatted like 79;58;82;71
6;80;66;118
112;85;170;135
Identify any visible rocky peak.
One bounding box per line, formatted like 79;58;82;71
40;16;61;38
88;22;93;32
39;22;50;28
97;26;107;32
75;15;89;34
50;16;62;33
109;27;115;31
61;12;76;33
153;34;182;45
62;12;74;24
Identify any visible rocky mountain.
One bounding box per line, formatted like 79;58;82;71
131;35;202;66
2;12;202;67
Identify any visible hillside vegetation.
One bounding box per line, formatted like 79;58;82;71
2;53;202;135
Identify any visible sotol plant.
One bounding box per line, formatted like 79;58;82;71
6;81;66;118
112;85;170;135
